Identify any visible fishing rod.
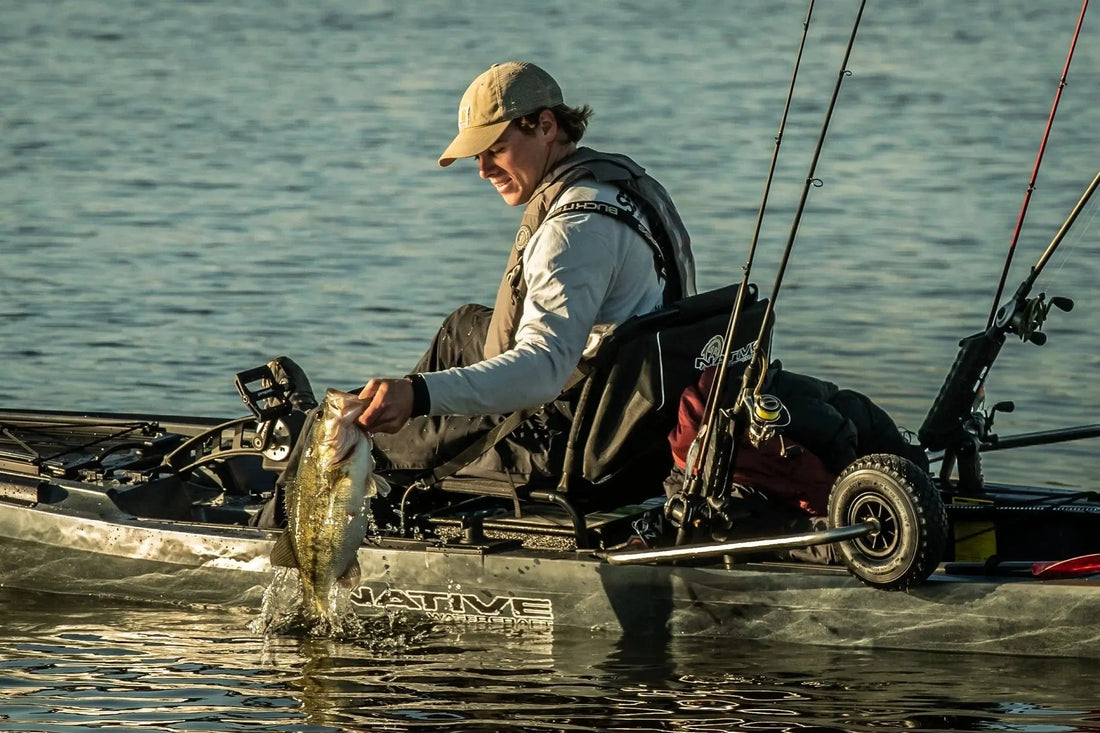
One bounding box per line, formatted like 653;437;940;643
668;0;867;542
670;0;817;538
987;0;1088;329
919;168;1100;487
919;1;1092;490
746;0;866;398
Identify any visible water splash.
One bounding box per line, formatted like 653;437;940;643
251;567;361;638
251;566;435;647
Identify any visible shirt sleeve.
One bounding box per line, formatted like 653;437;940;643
420;209;619;415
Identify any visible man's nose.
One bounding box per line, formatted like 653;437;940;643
477;154;494;178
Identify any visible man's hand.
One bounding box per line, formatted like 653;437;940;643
357;378;414;433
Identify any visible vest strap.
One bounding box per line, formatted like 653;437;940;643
542;200;670;285
484;147;693;360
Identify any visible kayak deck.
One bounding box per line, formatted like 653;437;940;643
1;406;1099;658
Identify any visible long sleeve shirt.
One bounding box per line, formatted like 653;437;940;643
421;180;665;415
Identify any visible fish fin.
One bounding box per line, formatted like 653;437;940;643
270;531;298;568
369;473;392;499
337;557;362;588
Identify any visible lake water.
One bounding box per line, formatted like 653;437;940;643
4;588;1100;732
3;0;1100;729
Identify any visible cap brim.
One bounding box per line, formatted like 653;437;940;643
438;120;511;167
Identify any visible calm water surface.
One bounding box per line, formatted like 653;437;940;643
4;588;1100;732
3;0;1100;729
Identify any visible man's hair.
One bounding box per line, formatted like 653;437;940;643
514;104;593;143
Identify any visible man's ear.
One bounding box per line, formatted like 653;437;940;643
538;108;557;139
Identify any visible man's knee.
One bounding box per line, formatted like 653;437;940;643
419;303;494;371
444;302;493;324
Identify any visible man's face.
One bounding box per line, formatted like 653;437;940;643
475;122;551;206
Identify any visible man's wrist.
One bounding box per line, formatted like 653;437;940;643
405;373;430;417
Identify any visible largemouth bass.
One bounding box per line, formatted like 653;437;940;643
270;388;389;619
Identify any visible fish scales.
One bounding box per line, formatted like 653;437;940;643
271;388;389;619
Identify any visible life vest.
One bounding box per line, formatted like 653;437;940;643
483;147;697;360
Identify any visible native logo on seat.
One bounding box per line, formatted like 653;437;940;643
695;335;756;371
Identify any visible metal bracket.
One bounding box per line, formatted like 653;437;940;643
234;365;293;422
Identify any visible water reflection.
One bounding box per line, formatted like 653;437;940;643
3;589;1100;731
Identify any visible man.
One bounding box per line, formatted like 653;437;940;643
356;62;697;492
345;62;696;492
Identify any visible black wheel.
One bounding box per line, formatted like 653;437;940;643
827;453;947;591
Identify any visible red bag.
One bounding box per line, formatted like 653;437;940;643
668;366;835;516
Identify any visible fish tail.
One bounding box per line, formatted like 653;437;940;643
301;584;327;620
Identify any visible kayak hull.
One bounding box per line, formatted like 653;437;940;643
2;495;1097;658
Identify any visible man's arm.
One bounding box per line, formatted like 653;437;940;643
420;211;618;415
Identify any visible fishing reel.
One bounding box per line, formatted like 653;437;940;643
920;287;1073;493
666;415;740;540
921;287;1072;454
994;289;1073;345
665;391;792;542
942;386;1018;493
740;392;791;448
664;474;745;543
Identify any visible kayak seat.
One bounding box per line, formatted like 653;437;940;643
435;283;774;523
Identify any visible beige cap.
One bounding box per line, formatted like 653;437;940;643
438;62;563;167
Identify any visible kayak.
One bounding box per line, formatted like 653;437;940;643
1;399;1098;659
4;1;1098;662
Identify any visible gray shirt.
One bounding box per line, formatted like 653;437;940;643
422;181;665;415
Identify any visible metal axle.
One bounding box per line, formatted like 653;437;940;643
606;520;879;566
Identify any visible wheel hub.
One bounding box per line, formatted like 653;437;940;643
848;490;900;558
